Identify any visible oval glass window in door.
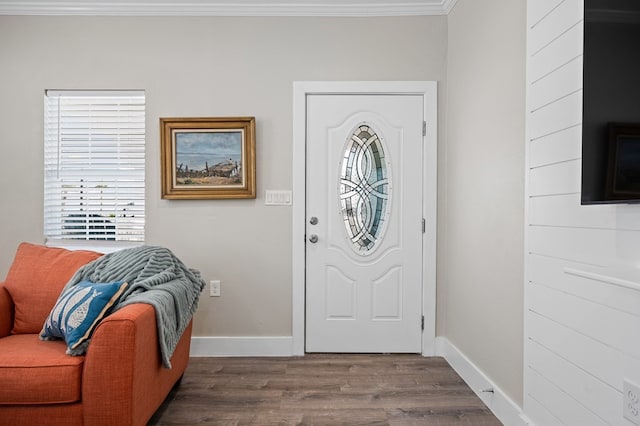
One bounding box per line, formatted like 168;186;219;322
339;124;391;255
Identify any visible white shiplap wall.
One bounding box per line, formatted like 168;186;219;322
526;0;640;425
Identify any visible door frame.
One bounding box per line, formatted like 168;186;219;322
292;81;437;356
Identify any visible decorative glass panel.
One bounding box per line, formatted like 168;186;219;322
339;124;391;255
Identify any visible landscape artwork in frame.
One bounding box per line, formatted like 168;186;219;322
161;117;256;199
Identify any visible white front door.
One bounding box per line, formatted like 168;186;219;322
305;94;424;353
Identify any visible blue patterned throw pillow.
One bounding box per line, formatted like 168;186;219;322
40;280;128;355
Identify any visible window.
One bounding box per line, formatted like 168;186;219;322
339;124;390;255
44;90;145;245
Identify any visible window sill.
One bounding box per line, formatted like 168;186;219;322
45;239;144;254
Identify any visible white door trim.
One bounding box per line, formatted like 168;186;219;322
292;81;437;356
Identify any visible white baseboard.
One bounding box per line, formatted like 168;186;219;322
190;336;294;357
435;337;533;426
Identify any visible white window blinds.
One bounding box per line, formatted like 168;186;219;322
44;90;145;243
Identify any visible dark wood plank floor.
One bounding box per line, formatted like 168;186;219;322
149;354;502;425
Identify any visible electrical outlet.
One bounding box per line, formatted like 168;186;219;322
624;380;640;425
210;280;221;297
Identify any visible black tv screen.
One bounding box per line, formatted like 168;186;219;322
582;0;640;204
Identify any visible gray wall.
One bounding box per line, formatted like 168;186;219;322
443;0;526;404
0;10;528;408
0;16;447;337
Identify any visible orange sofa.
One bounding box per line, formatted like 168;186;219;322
0;243;192;426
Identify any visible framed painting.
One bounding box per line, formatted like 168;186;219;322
160;117;256;199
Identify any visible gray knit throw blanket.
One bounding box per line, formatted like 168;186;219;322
64;245;205;368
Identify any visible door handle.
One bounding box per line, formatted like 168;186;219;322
308;234;319;243
309;216;319;225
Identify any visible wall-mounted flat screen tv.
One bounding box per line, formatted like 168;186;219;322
582;0;640;204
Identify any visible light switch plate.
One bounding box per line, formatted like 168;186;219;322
265;190;292;205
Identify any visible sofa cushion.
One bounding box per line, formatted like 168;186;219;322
4;243;102;334
0;334;84;404
41;280;128;354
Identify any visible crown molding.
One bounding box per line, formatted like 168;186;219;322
440;0;458;14
0;0;459;16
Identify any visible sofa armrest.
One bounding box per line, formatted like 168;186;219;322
82;303;192;426
0;282;14;337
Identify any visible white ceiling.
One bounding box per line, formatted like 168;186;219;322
0;0;458;16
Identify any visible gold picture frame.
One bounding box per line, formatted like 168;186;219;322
160;117;256;199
